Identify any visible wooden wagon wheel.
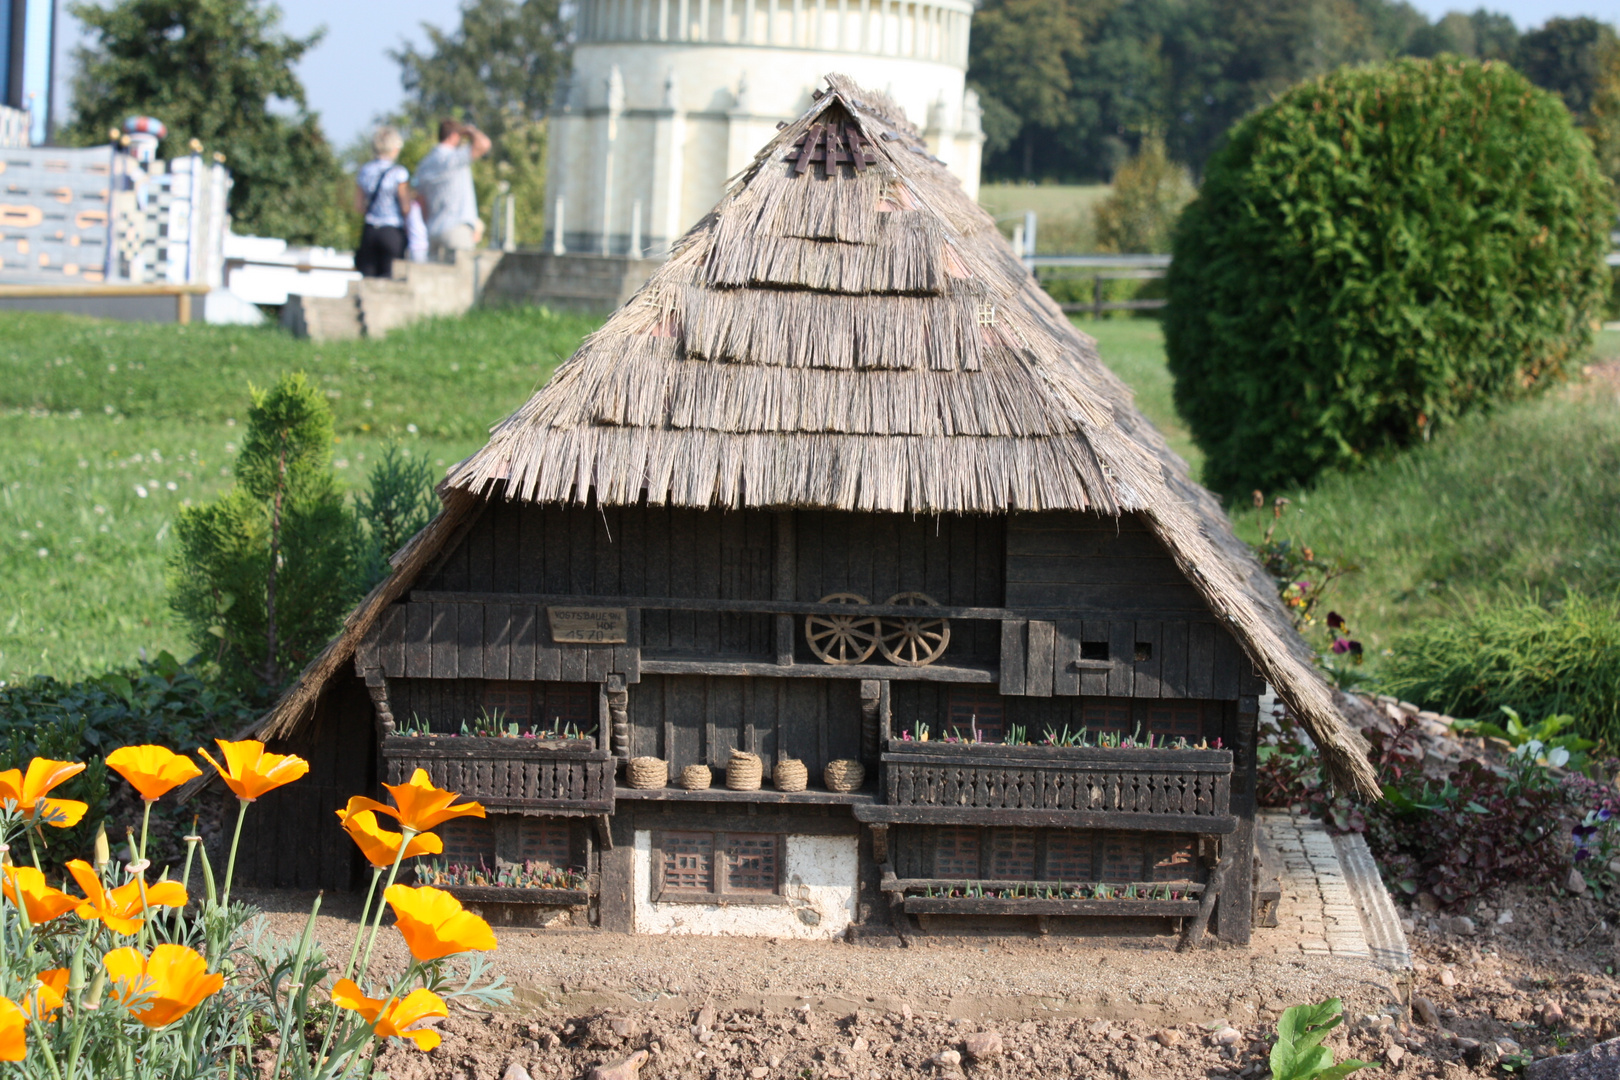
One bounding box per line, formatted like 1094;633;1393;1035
805;593;880;665
878;592;951;667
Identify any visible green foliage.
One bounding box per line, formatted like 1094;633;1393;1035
1269;999;1370;1080
1258;709;1574;907
0;306;599;683
355;444;439;585
970;0;1431;182
1380;591;1620;747
64;0;349;246
1166;57;1612;495
1092;136;1195;254
391;0;569;145
0;650;255;858
170;374;361;690
1450;705;1596;768
1407;10;1519;60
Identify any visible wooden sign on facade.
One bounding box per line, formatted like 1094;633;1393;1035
547;606;630;644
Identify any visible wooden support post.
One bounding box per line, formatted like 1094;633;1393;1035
176;291;192;325
860;679;881;759
362;669;394;734
773;511;796;665
606;674;629;760
1177;850;1231;952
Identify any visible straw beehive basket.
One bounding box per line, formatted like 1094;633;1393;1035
726;749;763;791
773;758;808;792
626;757;668;789
679;764;712;790
824;759;866;793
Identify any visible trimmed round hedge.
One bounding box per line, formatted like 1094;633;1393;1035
1165;57;1612;495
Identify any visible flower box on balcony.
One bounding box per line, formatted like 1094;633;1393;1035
381;734;614;814
854;741;1235;832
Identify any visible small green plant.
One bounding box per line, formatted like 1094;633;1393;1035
460;707;508;738
354;443;438;587
1268;998;1371;1080
170;373;363;691
1451;706;1595;767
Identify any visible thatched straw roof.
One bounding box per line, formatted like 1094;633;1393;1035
256;76;1377;798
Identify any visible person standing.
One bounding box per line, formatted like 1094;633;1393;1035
353;126;412;278
413;119;492;262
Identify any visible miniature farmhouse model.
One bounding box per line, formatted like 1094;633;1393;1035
248;78;1375;943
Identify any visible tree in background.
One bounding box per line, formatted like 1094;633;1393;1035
1165;58;1611;495
967;0;1092;178
968;2;1620;184
354;445;439;589
170;374;361;691
1091;136;1195;254
388;0;569;246
66;0;349;246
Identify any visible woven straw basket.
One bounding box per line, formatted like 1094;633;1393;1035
626;757;668;789
774;758;808;792
726;749;764;791
824;759;866;793
679;764;712;790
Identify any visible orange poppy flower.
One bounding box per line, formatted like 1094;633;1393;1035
26;969;67;1021
330;979;447;1051
0;758;87;828
0;998;23;1061
347;769;484;834
67;860;187;936
335;802;444;869
383;884;496;960
3;866;83;924
106;745;203;802
197;740;309;801
105;944;223;1029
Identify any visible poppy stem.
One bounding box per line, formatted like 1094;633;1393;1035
138;800;153;863
221;798;249;910
357;830;415;986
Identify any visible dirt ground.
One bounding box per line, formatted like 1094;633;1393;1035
245;874;1620;1080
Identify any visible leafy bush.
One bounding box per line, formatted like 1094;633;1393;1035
1380;591;1620;745
1092;135;1195;255
1259;708;1577;907
0;652;258;860
1165;56;1612;495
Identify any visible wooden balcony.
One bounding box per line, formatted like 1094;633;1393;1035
381;735;614;815
881;870;1204;918
854;742;1234;832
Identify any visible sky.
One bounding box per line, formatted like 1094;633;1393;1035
53;0;1620;149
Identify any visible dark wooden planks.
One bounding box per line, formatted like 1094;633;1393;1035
999;621;1027;695
1025;620;1055;697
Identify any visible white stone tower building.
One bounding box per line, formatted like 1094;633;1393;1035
545;0;982;257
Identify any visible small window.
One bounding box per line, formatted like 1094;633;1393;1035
438;817;497;868
519;820;573;870
481;682;595;732
988;828;1036;881
1079;641;1110;661
1081;699;1132;734
1098;831;1147;883
654;832;783;903
1143;703;1206;741
1133;641;1154;662
945;687;1005;742
1150;836;1197;882
934;827;980;878
1045;831;1093;881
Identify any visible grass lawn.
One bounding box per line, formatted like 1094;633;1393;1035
978;183;1110;254
0;307;597;682
2;304;1615;694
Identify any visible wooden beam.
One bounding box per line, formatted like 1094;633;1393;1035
639;658;996;683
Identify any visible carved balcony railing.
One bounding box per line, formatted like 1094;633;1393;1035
381;734;614;815
854;742;1234;833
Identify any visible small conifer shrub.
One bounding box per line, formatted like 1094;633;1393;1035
1166;57;1611;494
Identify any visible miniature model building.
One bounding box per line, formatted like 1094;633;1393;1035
244;76;1377;943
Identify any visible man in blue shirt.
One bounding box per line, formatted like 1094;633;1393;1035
354;126;412;278
414;119;492;262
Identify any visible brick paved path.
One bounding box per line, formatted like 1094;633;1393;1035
1256;810;1374;961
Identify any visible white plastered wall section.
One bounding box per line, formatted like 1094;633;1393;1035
631;831;859;938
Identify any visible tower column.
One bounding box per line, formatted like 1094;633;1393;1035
649;70;686;256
